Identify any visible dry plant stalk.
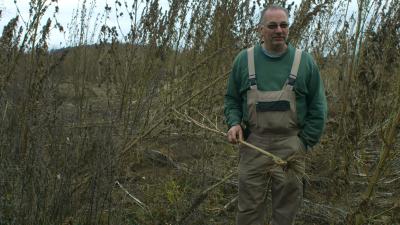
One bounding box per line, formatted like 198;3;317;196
115;180;148;210
177;172;236;225
172;108;286;166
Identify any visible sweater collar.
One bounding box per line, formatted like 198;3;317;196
259;42;292;59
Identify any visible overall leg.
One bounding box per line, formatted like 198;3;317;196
270;160;304;225
236;144;272;225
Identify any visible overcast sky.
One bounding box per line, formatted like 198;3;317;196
0;0;172;49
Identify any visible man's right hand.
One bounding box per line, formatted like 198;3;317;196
227;124;243;144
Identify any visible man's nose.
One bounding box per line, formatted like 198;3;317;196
275;26;283;33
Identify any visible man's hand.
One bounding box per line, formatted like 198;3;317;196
227;124;243;144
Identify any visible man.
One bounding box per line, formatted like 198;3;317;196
224;5;327;225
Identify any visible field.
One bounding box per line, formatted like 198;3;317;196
0;0;399;224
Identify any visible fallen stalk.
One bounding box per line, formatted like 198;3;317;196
172;108;287;166
368;204;398;221
115;181;148;211
178;172;236;225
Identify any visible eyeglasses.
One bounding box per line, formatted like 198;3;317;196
264;23;289;30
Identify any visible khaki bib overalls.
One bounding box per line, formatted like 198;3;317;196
236;47;305;225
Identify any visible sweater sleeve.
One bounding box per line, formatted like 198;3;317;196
224;53;244;128
298;56;328;148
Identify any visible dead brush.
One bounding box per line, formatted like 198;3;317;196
171;107;308;180
1;0;399;224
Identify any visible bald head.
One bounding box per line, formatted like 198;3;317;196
259;5;289;26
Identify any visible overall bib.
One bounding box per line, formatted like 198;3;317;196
236;47;305;225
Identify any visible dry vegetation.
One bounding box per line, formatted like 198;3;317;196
0;0;399;224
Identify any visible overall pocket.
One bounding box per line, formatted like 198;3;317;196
255;100;294;130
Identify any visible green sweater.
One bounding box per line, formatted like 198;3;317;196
224;43;327;148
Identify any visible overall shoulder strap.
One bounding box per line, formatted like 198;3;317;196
247;46;257;90
290;49;302;77
287;49;302;89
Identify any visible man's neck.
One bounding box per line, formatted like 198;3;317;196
262;43;288;55
262;43;288;58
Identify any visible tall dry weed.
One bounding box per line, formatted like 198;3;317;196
1;0;399;224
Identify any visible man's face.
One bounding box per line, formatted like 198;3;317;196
259;9;289;51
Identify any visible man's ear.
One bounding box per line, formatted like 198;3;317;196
257;25;264;39
257;25;263;32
